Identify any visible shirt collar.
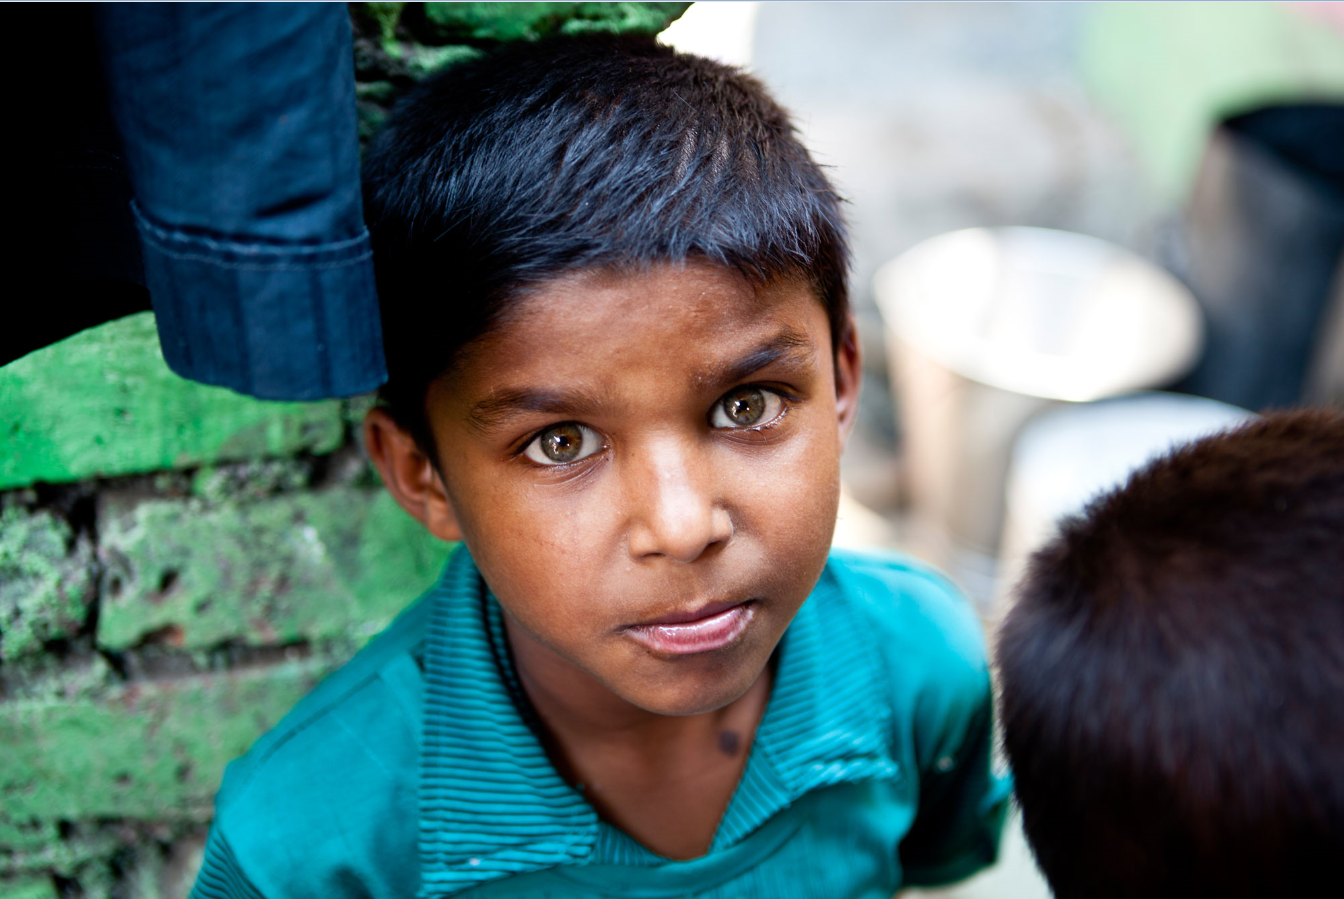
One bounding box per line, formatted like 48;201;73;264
419;547;899;896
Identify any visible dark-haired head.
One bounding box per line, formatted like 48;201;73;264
997;409;1344;899
362;34;849;452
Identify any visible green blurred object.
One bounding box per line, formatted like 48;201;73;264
1083;1;1344;201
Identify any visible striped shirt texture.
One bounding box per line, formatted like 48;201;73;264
191;546;1008;898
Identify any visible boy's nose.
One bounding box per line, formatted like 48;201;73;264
625;444;733;563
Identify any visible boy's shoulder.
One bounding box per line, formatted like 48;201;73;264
194;547;992;899
818;548;1005;885
227;582;434;784
817;547;991;758
198;575;437;899
820;546;986;676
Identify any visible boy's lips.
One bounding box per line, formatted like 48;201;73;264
623;601;755;655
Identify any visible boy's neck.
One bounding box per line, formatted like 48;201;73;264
502;612;774;859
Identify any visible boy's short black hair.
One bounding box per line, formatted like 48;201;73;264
997;409;1344;899
362;34;849;450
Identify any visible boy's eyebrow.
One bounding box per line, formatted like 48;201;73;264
466;386;605;434
695;330;816;388
465;330;816;434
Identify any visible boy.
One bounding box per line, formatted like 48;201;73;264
998;410;1344;899
192;36;1006;898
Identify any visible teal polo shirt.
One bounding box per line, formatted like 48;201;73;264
191;546;1008;899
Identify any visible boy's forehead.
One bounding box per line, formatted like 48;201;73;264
474;263;820;357
519;262;805;324
432;263;829;413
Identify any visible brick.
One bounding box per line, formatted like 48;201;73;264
0;508;96;661
97;487;451;651
0;314;345;490
0;658;336;825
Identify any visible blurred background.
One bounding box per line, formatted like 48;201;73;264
665;4;1343;896
2;3;1342;897
667;0;1343;596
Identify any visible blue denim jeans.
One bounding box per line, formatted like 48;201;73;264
96;2;385;399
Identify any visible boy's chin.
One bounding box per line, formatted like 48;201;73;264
611;659;768;718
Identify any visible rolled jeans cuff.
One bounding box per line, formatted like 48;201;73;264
133;202;386;400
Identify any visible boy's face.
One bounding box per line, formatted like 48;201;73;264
371;262;860;717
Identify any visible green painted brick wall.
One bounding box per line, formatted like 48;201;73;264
1;658;335;827
0;3;690;896
0;314;345;491
96;486;449;651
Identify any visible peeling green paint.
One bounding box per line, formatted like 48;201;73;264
555;2;691;36
0;653;117;704
69;862;115;899
0;508;95;660
0;817;61;855
0;658;336;823
342;393;379;431
421;2;689;42
0;876;59;899
0;822;121;877
363;1;406;45
404;44;484;78
190;458;311;504
0;314;345;490
96;487;451;651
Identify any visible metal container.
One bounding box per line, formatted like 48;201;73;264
874;227;1203;597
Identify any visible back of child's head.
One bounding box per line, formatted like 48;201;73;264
361;34;848;450
997;409;1344;899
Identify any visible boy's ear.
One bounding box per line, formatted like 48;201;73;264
834;314;862;449
363;408;464;543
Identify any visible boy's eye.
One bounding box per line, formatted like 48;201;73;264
523;422;603;465
710;386;783;429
